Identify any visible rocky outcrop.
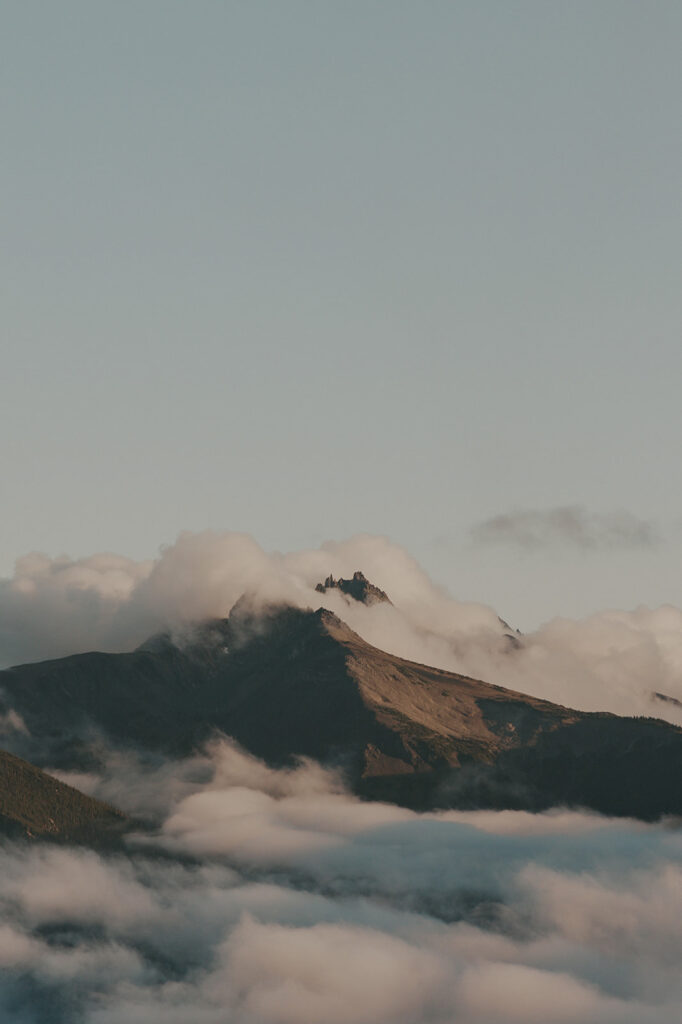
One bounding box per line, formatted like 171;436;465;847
315;570;392;606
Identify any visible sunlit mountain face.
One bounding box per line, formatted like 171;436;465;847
3;580;682;821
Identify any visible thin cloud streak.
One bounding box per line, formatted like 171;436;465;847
470;505;660;551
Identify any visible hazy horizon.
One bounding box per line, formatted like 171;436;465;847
4;1;682;629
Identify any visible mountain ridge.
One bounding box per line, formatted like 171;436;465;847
1;587;681;819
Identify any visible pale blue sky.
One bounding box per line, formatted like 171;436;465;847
2;1;681;628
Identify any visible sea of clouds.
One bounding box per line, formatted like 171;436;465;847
2;533;682;1022
2;530;682;724
1;739;681;1024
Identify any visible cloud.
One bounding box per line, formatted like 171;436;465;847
0;846;156;930
2;744;682;1023
5;530;682;728
470;506;659;551
0;530;505;667
455;962;632;1023
218;916;447;1024
2;530;682;1020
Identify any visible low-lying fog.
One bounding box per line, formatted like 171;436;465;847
0;739;680;1024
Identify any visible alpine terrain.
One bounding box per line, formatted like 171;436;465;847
1;573;681;823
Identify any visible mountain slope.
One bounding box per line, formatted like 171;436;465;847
1;603;681;818
0;749;125;841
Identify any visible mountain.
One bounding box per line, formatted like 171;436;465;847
1;581;682;820
0;748;125;842
315;570;392;605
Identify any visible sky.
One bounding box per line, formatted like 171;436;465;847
3;1;682;631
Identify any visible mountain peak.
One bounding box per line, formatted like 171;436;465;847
4;599;682;821
315;570;392;606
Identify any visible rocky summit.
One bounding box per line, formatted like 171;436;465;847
315;569;392;605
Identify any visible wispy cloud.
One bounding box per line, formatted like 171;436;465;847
470;505;659;551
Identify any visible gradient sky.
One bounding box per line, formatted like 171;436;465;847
3;1;681;630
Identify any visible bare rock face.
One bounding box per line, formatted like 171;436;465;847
315;570;392;606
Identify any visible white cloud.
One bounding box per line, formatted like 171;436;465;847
2;744;682;1023
4;530;682;728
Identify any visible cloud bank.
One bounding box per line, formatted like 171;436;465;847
4;527;682;732
3;740;682;1024
470;505;659;550
2;530;682;728
0;531;504;667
